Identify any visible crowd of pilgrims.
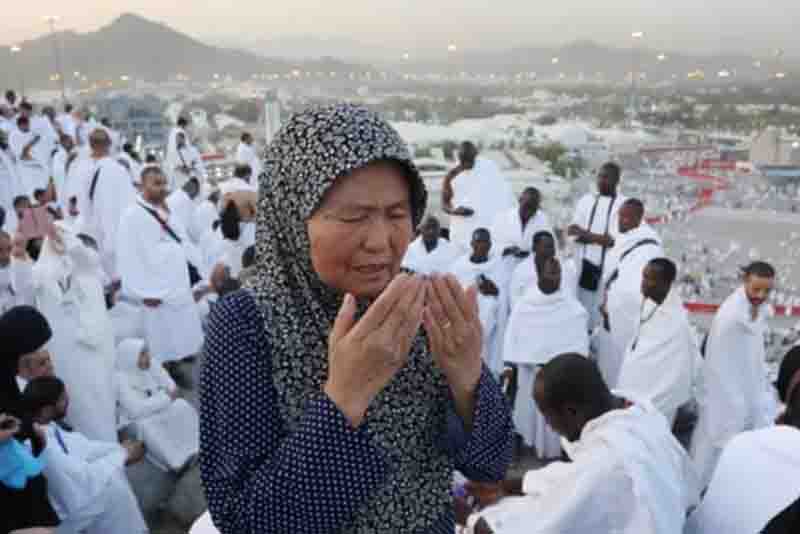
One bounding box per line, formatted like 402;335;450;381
0;90;797;533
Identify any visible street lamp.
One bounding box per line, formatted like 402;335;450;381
10;45;24;97
43;15;66;101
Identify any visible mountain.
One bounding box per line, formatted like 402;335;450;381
395;40;790;82
0;13;368;91
213;35;398;64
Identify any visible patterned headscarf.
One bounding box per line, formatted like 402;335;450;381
246;103;454;532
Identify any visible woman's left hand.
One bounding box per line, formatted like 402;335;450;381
424;274;483;399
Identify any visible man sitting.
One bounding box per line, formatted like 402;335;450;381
23;376;149;534
464;354;699;534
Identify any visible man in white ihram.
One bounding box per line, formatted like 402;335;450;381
616;258;700;425
463;354;699;534
74;128;138;283
235;132;262;184
568;161;627;328
9;115;49;197
166;132;206;191
402;215;460;275
597;198;663;388
24;375;149;534
442;141;516;254
490;186;554;264
116;166;204;365
503;257;588;460
691;261;778;488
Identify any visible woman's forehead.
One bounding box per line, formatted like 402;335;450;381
318;162;411;210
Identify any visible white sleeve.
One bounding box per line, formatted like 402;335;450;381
39;441;96;514
11;258;35;306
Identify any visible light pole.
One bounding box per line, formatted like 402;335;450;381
10;45;24;97
44;15;66;101
630;31;645;127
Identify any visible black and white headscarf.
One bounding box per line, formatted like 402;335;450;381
246;103;454;532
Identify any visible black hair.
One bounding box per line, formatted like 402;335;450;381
472;227;491;241
140;165;164;183
26;238;43;261
599;161;621;182
623;197;645;218
234;164;252;180
145;153;158;164
522;186;541;199
241;132;251;142
177;116;188;127
33;189;47;201
64;103;73;113
242;245;256;269
648;257;677;286
537;353;610;411
23;376;65;416
0;206;6;229
744;261;776;279
220;201;242;241
13;195;30;209
533;230;554;248
19;101;33;112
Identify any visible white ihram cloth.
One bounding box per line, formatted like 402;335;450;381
490;208;554;256
30;115;59;163
0;259;35;314
37;423;147;534
116;200;204;362
448;158;516;253
0;147;21;230
167;145;206;191
509;255;578;310
617;291;701;424
235;141;263;182
504;286;588;458
603;224;664;376
686;425;800;534
117;152;143;186
74;156;138;281
116;338;199;472
32;225;118;442
8;128;50;196
57;113;78;142
190;511;221;534
202;223;256;278
571;192;627;327
449;253;512;378
691;286;776;488
189;198;218;244
401;236;460;275
474;396;700;534
166;189;198;238
51;147;73;209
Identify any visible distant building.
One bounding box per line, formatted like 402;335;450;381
95;95;167;146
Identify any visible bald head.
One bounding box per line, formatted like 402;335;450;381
619;198;644;234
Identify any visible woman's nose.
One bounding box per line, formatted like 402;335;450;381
362;216;392;252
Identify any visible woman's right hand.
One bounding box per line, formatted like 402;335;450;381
324;274;426;428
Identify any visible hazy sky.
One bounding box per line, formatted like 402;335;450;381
5;1;800;57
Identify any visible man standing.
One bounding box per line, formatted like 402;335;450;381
57;103;78;143
75;129;138;282
503;258;588;459
51;133;76;212
235;132;262;184
167;132;206;190
568;161;627;327
449;228;510;377
465;354;700;534
0;231;34;314
9;115;49;197
402;215;460;275
600;197;663;382
692;261;777;488
617;258;700;425
116;166;204;365
442;142;516;253
509;231;578;309
166;177;201;237
0;130;22;230
99;117;122;154
24;376;148;534
490;187;554;261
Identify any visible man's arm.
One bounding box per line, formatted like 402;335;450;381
441;167;459;214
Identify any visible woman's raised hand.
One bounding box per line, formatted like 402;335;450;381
324;273;426;428
423;275;483;399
